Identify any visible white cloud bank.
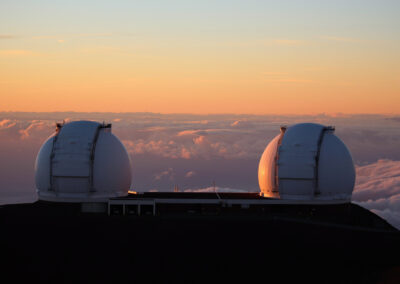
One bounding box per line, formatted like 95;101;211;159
353;160;400;229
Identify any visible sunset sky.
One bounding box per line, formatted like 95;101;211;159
1;0;399;114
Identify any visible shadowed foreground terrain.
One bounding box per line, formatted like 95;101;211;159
1;201;399;283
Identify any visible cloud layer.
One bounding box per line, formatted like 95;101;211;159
1;111;400;229
353;159;400;229
1;112;400;192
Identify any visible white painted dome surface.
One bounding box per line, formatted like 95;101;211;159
258;123;355;202
258;133;282;198
35;121;132;202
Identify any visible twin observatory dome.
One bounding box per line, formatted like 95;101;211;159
35;121;355;203
35;121;132;202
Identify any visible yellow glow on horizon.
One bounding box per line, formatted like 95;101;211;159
1;1;399;115
1;37;399;115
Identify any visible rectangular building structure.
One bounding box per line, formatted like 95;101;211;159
107;192;348;216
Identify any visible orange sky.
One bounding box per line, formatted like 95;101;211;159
1;1;399;114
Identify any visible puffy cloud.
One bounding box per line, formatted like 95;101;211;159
0;119;16;129
123;139;185;159
0;118;53;141
353;159;400;201
123;131;260;160
177;130;205;136
230;120;254;128
185;171;196;178
353;160;400;229
154;168;175;181
180;148;192;159
18;120;49;140
0;119;19;139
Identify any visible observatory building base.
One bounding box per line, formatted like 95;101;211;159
81;202;107;213
0;199;399;283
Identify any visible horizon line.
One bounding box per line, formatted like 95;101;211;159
1;111;399;117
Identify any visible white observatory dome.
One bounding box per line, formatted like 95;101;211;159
35;121;132;202
258;123;355;202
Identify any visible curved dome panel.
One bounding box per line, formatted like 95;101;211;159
93;132;132;194
318;133;355;199
35;120;132;202
258;123;355;202
258;134;281;198
34;135;55;193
